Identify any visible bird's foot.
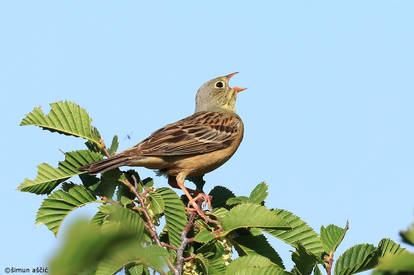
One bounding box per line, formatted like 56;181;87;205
187;195;221;230
187;199;222;230
175;175;222;230
189;192;213;211
184;207;223;233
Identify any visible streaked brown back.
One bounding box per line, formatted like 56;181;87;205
129;111;243;156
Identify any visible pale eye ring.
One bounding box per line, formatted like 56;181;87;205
215;81;224;88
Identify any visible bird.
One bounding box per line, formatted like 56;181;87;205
78;72;246;222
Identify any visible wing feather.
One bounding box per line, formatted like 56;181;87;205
133;112;242;156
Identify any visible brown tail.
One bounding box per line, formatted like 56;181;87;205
78;154;131;175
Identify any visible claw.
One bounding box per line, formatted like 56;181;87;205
175;177;221;228
189;193;212;211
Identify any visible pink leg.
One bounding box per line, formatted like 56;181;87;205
176;173;221;229
169;176;212;210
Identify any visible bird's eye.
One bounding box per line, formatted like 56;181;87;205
215;81;224;88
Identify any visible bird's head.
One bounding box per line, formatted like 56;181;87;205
195;72;246;113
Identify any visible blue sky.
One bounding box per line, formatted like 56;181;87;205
1;1;413;273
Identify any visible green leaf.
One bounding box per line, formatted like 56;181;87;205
159;227;169;245
197;241;227;274
96;244;167;275
96;169;123;198
336;239;406;274
377;238;405;257
116;175;136;207
18;150;102;194
108;135;119;156
142;177;154;188
313;265;322;275
291;243;319;275
320;221;349;254
334;244;377;275
155;187;187;248
219;203;290;236
226;196;250;205
145;191;165;225
21;101;101;146
60;181;75;191
209;186;235;208
36;184;97;235
224;255;288;275
99;204;115;214
125;264;143;275
90;211;107;228
210;207;229;219
101;204;145;240
196;253;226;275
49;219;141;275
208;256;227;274
146;191;165;216
249;182;268;204
194;254;208;274
264;209;324;256
232;231;284;268
376;251;414;271
79;173;100;190
400;222;414;246
194;228;215;243
84;126;103;153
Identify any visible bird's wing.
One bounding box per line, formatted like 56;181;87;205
133;112;243;156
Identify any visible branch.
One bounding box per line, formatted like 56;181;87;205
123;174;177;274
175;212;196;275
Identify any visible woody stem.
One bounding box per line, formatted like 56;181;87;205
123;175;176;274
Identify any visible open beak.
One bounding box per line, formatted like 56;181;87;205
226;72;247;93
233;87;247;93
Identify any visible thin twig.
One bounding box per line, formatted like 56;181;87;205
142;187;150;197
132;207;155;236
99;195;109;203
161;242;177;250
123;175;177;274
100;138;111;158
324;252;334;275
133;206;143;212
183;254;196;262
98;195;118;205
123;178;156;238
175;212;196;275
